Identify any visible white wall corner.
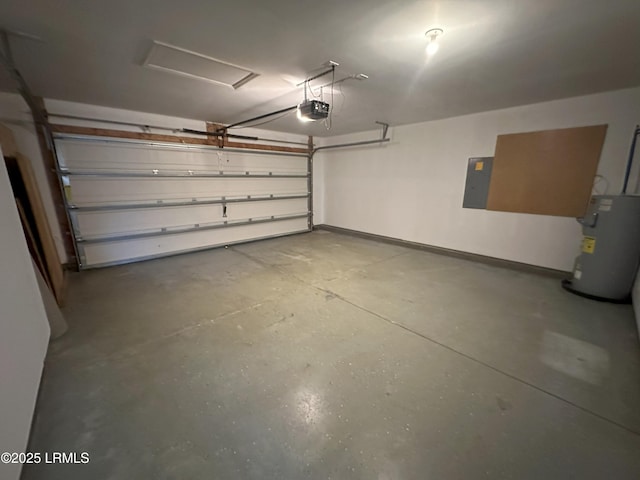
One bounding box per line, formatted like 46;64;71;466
320;86;640;270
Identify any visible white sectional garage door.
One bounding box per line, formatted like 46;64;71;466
54;135;310;268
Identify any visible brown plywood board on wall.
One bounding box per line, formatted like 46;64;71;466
486;125;608;217
14;153;66;305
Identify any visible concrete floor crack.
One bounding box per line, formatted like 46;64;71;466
315;286;640;438
46;300;267;372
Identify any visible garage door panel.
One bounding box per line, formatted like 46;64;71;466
55;135;311;268
58;140;307;175
225;198;307;220
67;177;308;205
74;198;307;237
81;217;309;267
75;204;224;237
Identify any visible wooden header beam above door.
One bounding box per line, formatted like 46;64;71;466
50;124;311;155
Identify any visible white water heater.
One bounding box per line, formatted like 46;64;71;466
563;195;640;302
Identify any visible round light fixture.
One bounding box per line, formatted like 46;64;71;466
425;28;444;57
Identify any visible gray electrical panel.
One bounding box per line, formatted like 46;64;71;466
564;194;640;301
462;157;493;209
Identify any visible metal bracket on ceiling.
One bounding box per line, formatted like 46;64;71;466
312;121;391;155
296;61;339;87
375;121;389;140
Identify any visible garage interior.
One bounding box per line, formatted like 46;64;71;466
1;1;640;479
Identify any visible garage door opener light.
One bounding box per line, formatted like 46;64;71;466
425;28;444;57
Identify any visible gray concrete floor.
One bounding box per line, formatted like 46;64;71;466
24;230;640;479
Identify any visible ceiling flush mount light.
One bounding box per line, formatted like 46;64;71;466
425;28;444;57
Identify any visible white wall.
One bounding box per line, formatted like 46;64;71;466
318;87;640;271
4;88;636;270
0;146;50;480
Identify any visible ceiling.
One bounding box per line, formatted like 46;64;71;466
1;0;639;137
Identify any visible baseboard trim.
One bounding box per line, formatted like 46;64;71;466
314;224;570;279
